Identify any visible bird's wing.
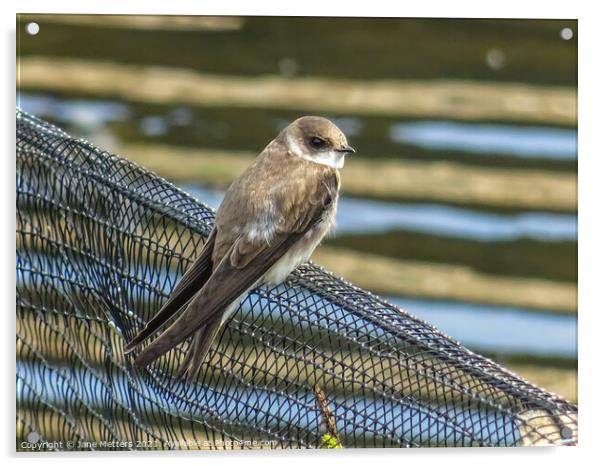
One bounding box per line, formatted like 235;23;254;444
124;228;217;353
133;170;338;368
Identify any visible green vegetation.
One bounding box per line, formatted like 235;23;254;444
321;434;343;449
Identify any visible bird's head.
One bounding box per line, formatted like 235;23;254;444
278;116;355;169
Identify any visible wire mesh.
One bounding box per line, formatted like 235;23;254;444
16;109;578;450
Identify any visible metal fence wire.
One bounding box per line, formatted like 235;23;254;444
16;109;578;450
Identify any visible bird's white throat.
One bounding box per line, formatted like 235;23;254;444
287;135;345;169
310;150;346;169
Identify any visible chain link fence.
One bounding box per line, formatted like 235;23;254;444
16;109;577;450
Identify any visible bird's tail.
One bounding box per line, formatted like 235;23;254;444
175;319;223;383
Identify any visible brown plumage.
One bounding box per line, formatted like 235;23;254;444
124;116;355;381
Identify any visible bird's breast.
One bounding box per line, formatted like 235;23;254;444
262;201;337;285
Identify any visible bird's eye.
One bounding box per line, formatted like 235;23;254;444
310;137;326;149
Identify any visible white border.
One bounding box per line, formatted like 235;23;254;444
4;1;600;465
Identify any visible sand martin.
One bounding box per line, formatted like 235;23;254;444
124;116;355;381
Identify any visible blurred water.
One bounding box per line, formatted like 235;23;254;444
16;16;579;441
16;86;577;365
18;93;577;242
182;184;577;241
391;121;577;160
17;252;575;358
17;93;130;128
16;358;521;446
389;297;576;357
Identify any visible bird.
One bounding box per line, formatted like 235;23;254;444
124;116;355;381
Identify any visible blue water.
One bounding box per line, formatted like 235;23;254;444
18;92;578;243
16;92;578;360
17;93;130;129
19;93;577;162
389;297;576;357
183;184;577;242
17;251;576;358
16;359;521;446
390;121;577;160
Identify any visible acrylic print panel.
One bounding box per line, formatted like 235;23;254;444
16;14;577;450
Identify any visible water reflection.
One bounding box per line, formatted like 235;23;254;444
17;248;575;358
17;88;578;363
16;358;521;447
15;15;579;430
17;93;129;129
389;296;576;357
140;115;168;136
19;93;578;166
391;121;577;160
182;184;577;241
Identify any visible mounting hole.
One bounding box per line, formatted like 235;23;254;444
560;426;573;439
560;27;573;41
26;431;41;443
26;22;39;36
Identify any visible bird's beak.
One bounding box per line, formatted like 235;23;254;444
337;145;356;154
